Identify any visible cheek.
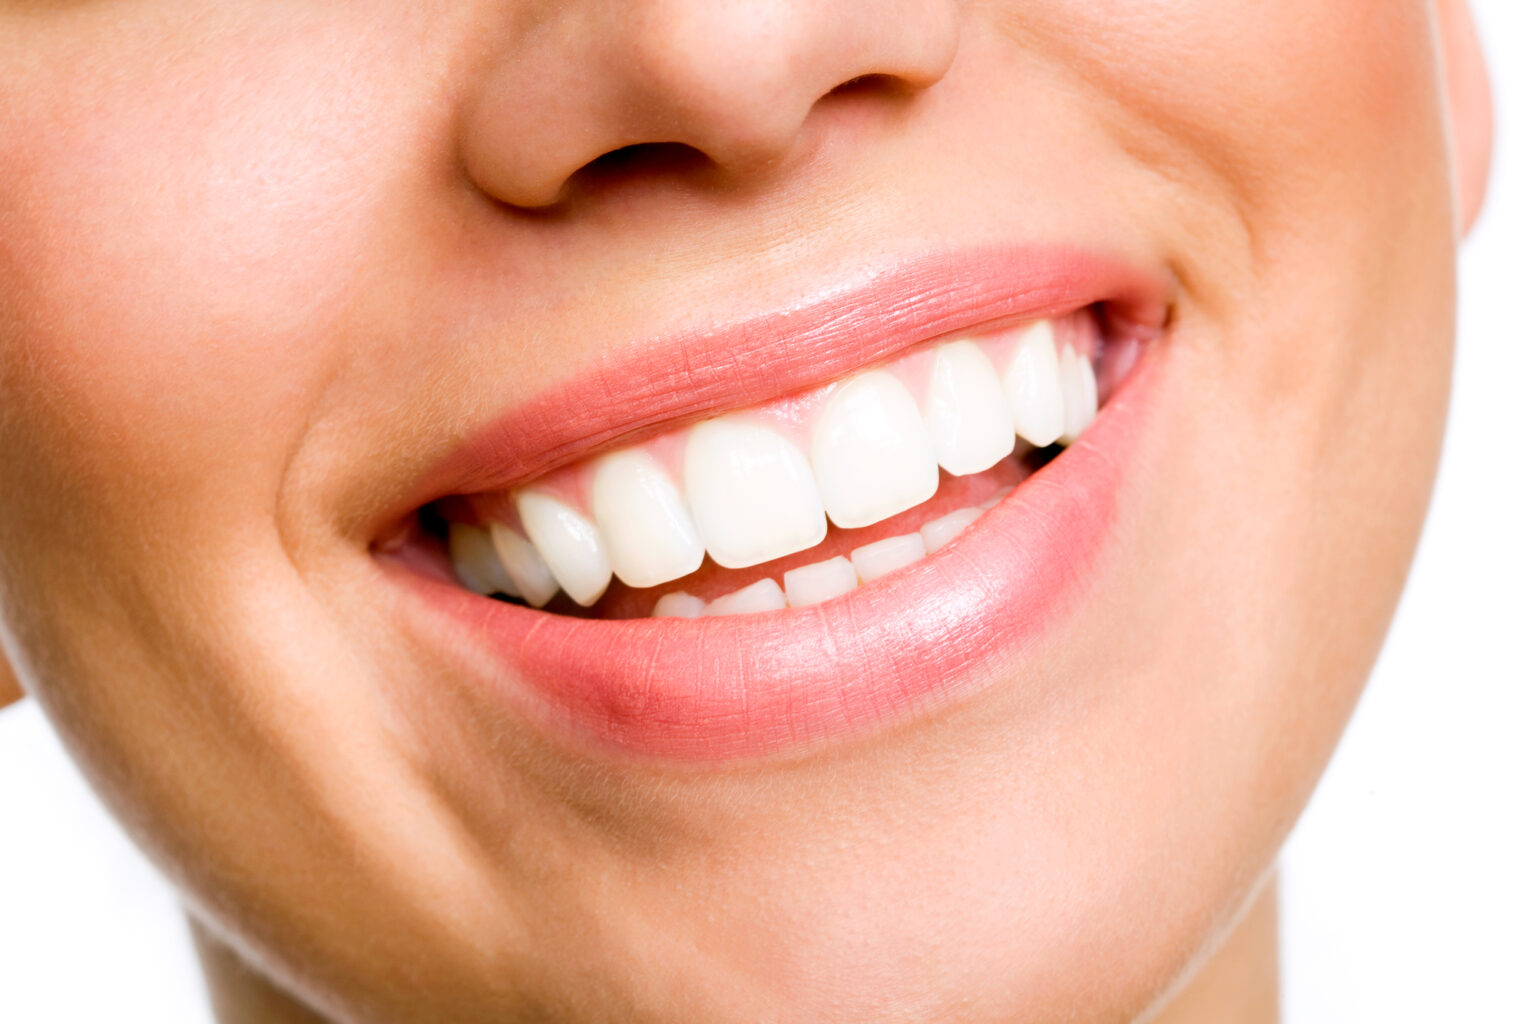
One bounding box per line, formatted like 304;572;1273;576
0;11;426;511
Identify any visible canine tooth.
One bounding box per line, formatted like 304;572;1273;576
591;449;705;588
448;523;519;596
515;491;612;607
652;591;706;618
923;341;1016;475
1058;348;1087;443
1004;321;1066;447
811;370;939;529
783;555;858;608
850;532;926;584
1076;349;1099;431
1059;347;1102;443
488;523;560;608
702;578;787;617
684;417;827;569
920;506;982;553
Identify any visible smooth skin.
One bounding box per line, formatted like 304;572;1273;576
0;1;1490;1021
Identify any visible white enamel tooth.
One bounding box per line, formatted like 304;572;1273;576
514;491;612;607
1004;321;1066;448
1060;347;1102;443
811;370;939;529
488;522;560;608
850;532;927;584
448;523;519;596
1057;347;1088;443
920;506;983;554
702;578;787;617
1076;348;1100;430
684;417;827;569
783;555;859;608
590;449;705;588
652;591;706;618
923;340;1016;475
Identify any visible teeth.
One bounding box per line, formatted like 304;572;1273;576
923;341;1016;475
684;417;828;569
652;591;706;618
703;578;787;616
920;506;982;553
515;491;612;607
811;370;939;529
1004;321;1066;448
591;449;705;588
783;555;859;607
488;523;560;607
448;523;519;596
457;316;1115;610
850;532;927;584
1060;346;1099;442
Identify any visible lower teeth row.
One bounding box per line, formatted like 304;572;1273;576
648;496;999;618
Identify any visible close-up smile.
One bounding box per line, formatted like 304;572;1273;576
377;248;1172;759
0;0;1490;1016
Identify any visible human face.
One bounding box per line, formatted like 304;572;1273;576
0;1;1481;1021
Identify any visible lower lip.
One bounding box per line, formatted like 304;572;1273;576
388;356;1158;763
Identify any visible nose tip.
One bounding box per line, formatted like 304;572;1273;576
459;0;961;209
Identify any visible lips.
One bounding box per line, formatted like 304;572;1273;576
378;246;1170;761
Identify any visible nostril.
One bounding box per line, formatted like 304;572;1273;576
826;73;908;99
569;141;713;196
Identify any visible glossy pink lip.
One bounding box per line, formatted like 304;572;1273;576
380;246;1169;761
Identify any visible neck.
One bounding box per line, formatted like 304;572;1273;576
195;878;1280;1024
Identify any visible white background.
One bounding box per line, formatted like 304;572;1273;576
1;3;1532;1020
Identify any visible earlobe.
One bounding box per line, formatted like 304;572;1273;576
1437;0;1494;236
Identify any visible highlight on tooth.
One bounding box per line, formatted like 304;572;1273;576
703;578;787;617
1004;321;1067;448
516;491;613;607
920;507;983;553
851;533;926;585
684;417;828;569
591;449;705;588
811;369;939;529
652;591;706;619
489;523;559;608
784;556;858;608
923;340;1016;476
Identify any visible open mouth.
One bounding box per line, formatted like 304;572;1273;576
376;248;1170;760
414;310;1131;619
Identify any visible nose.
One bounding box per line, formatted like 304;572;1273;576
459;0;961;208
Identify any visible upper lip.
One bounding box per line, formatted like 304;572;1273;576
385;244;1170;534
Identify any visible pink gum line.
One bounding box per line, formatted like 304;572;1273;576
465;311;1097;530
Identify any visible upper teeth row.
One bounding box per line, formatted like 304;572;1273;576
449;319;1099;607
